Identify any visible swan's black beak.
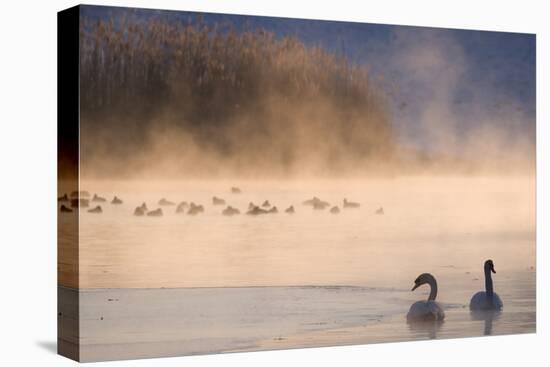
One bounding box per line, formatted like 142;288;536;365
491;266;496;274
411;283;420;291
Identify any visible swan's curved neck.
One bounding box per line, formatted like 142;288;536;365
427;276;437;301
485;268;494;297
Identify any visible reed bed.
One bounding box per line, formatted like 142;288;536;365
79;16;394;176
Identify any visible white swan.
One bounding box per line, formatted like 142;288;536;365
407;273;445;322
469;259;503;311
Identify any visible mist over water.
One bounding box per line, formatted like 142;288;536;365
56;8;537;359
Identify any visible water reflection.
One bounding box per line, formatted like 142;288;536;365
470;310;501;335
407;320;444;339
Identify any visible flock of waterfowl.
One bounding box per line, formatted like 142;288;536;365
407;259;503;322
59;189;503;324
58;188;385;217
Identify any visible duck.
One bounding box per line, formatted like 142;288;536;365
60;204;73;213
139;202;148;211
147;208;163;217
469;260;503;311
375;207;384;215
92;194;107;202
212;196;226;205
188;203;205;215
248;202;256;210
343;198;360;208
231;187;241;194
158;198;175;206
111;196;123;204
222;206;240;216
71;198;89;208
134;206;146;216
303;197;320;206
70;190;90;198
262;200;271;208
285;206;295;214
330;206;340;214
58;193;69;202
247;206;269;215
268;206;278;214
176;201;188;213
313;200;330;210
88;205;102;213
406;273;445;322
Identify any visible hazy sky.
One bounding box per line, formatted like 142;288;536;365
81;5;536;153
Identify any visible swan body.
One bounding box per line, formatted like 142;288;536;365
407;300;445;322
407;273;445;322
470;260;503;311
470;292;503;310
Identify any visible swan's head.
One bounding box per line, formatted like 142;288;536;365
411;273;434;291
484;259;496;273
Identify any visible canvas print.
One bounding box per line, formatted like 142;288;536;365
57;5;536;362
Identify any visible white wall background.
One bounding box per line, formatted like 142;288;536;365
0;0;547;365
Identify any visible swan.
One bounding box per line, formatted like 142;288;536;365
343;198;360;208
375;207;384;215
407;273;445;322
330;206;340;214
469;260;503;311
262;200;271;208
268;206;278;213
285;205;295;214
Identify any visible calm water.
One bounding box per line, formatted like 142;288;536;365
59;176;536;361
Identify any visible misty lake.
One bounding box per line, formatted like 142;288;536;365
59;176;536;361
